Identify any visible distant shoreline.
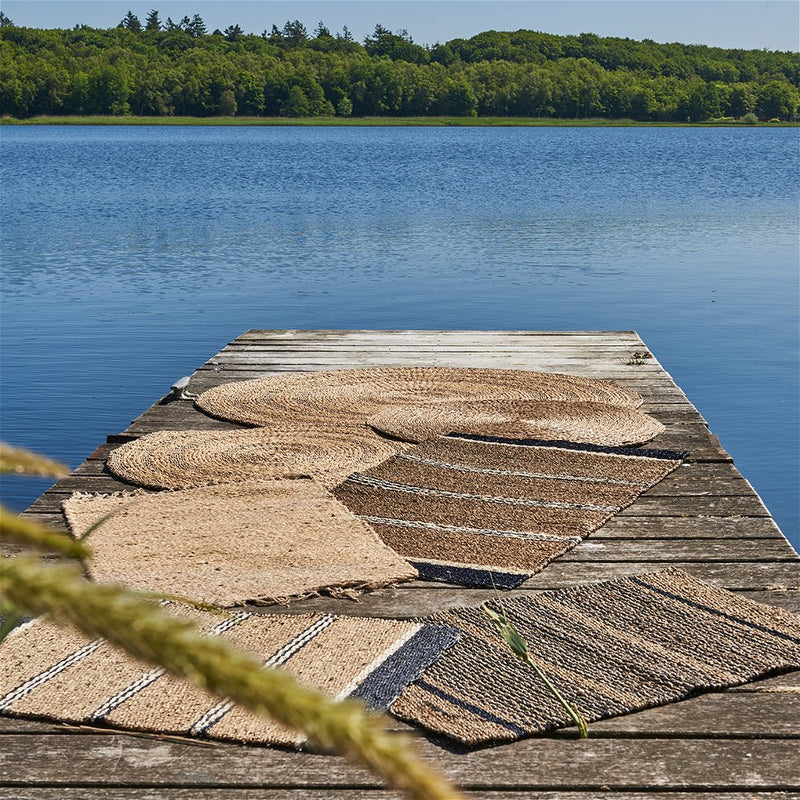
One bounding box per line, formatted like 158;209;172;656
2;115;797;127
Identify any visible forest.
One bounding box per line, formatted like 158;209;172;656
1;10;799;121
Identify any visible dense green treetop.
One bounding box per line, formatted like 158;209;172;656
1;13;798;120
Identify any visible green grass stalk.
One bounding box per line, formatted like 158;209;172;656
483;602;589;738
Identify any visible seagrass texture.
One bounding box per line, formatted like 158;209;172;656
334;434;685;589
62;478;417;606
107;427;405;491
195;367;643;429
0;605;459;747
368;399;664;445
390;567;800;745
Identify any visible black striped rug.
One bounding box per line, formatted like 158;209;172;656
390;568;800;745
334;433;686;588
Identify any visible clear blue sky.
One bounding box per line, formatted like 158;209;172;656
2;1;798;51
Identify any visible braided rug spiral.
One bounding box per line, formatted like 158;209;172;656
368;399;664;445
107;426;405;491
195;367;643;429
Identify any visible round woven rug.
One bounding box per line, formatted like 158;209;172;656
106;426;404;491
367;400;665;445
195;367;643;429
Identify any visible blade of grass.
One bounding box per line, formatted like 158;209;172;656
0;606;24;644
0;508;90;559
0;444;69;477
482;598;589;738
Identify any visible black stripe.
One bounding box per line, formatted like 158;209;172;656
410;561;530;589
351;625;461;711
630;577;800;646
411;678;529;736
446;433;688;461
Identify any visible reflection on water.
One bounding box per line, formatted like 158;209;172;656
1;125;798;546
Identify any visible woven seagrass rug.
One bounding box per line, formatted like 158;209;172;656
195;367;643;430
0;605;459;747
63;478;417;606
368;399;664;446
390;567;800;745
334;433;686;589
106;426;405;491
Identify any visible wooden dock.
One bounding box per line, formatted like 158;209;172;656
5;330;799;799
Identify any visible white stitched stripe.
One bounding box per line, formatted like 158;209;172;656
397;451;651;487
89;611;252;722
89;668;166;720
359;515;580;543
189;614;336;736
0;638;105;711
347;474;620;513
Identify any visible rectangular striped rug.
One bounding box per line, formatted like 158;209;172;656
334;433;686;588
390;568;800;745
0;604;459;747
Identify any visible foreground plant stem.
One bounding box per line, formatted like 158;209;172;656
1;556;465;800
483;602;589;738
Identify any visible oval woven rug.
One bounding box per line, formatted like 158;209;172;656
107;426;405;490
195;367;643;429
368;399;664;445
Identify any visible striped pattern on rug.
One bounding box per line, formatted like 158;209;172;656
334;434;686;589
390;568;800;745
0;605;459;747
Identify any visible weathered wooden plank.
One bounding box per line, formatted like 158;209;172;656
522;561;800;590
219;339;652;348
1;793;796;800
237;329;645;339
269;587;800;616
193;363;686;387
561;538;798;561
215;344;664;356
616;495;769;517
232;588;800;618
0;735;797;789
596;516;788;539
202;362;667;377
2;691;796;739
206;356;666;373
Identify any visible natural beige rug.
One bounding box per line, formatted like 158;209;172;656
63;478;417;606
334;433;685;589
0;605;459;747
195;367;643;429
368;399;664;445
106;426;405;491
390;568;800;745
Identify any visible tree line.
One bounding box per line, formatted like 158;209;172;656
1;11;798;120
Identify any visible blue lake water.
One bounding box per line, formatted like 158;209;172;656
1;125;798;546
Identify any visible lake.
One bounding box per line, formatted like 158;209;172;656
1;125;797;546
